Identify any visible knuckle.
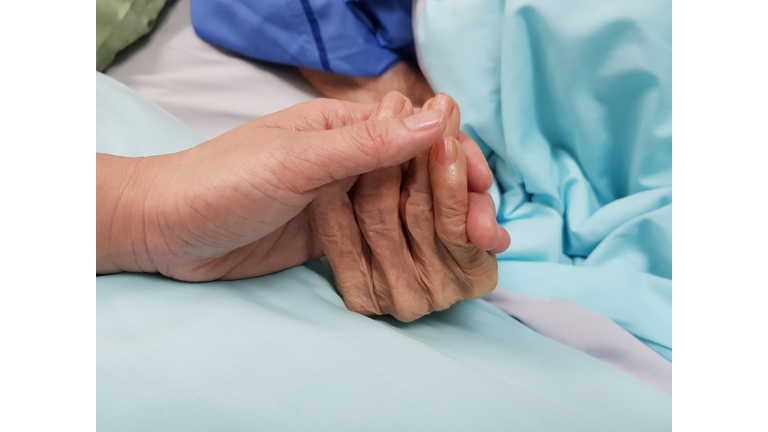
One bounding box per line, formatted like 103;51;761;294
363;120;390;149
472;271;498;298
391;286;432;322
319;99;365;129
354;202;400;242
352;190;383;213
438;204;467;227
456;246;493;273
298;99;336;129
436;216;469;247
402;191;433;231
310;212;349;241
435;294;463;312
462;256;499;299
339;277;382;316
340;124;383;169
403;188;433;214
426;293;450;313
424;274;462;312
345;300;379;317
312;224;343;242
355;203;394;228
392;305;429;323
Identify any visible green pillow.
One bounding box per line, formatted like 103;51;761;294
96;0;166;71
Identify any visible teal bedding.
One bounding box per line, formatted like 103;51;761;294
96;73;670;430
416;0;672;360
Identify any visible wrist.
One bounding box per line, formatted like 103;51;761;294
96;154;160;275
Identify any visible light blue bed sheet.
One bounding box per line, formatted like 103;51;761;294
417;0;672;360
96;73;670;430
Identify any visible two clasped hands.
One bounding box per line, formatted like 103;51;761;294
97;92;509;321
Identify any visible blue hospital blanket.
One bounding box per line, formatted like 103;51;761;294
96;72;670;430
416;0;672;360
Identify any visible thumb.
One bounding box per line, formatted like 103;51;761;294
286;108;447;191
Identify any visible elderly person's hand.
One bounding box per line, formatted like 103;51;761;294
309;92;510;322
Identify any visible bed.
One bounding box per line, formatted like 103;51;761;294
97;1;672;430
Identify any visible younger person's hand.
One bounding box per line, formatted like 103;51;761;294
97;97;451;280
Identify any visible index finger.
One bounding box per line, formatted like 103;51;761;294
254;98;379;132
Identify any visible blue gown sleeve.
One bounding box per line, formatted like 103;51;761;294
190;0;415;77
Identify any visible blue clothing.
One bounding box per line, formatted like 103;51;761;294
416;0;672;359
190;0;415;76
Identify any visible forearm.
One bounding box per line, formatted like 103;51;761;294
96;153;158;275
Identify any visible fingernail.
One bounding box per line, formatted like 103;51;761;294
434;93;453;118
403;109;443;131
436;137;458;165
376;91;406;118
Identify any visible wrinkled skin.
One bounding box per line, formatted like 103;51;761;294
310;92;510;322
97;92;508;322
